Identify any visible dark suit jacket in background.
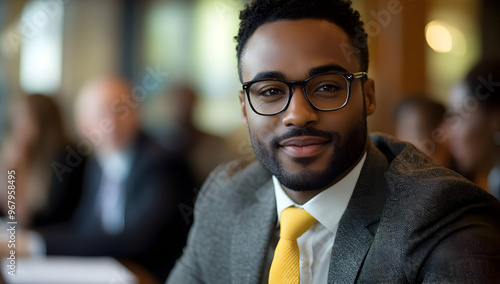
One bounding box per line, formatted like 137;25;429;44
167;133;500;283
31;147;86;228
0;146;86;228
37;132;195;282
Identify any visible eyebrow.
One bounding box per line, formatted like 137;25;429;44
251;71;286;81
250;64;349;82
308;64;348;77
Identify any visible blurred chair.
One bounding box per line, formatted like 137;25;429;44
0;94;85;228
156;83;233;188
447;60;500;199
394;96;454;169
35;77;195;282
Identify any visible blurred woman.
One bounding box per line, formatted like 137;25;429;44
0;94;85;228
447;60;500;199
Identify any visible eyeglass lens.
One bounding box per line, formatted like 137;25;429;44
247;73;349;115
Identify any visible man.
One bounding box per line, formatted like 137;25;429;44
167;0;500;283
36;77;195;282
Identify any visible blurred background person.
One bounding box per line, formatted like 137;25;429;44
156;83;233;188
394;96;454;169
33;77;196;282
447;60;500;199
0;94;85;228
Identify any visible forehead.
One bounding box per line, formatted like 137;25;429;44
240;19;358;81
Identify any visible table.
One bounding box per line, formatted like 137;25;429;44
0;256;160;284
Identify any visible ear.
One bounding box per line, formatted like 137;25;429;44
363;78;376;116
239;90;249;127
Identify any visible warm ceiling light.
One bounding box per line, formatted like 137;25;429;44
425;21;453;53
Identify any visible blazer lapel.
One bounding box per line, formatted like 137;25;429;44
230;177;277;284
328;140;389;283
75;157;103;231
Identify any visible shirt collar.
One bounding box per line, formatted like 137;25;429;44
273;151;367;233
96;150;133;182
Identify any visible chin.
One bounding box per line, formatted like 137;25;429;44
283;152;332;170
276;168;337;191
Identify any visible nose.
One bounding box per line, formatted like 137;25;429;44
282;87;319;128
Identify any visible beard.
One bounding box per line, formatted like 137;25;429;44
249;114;367;192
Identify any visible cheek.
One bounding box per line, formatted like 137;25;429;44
86;117;104;134
246;112;279;140
324;99;364;132
114;117;134;136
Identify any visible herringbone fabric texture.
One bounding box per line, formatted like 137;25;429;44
269;207;316;284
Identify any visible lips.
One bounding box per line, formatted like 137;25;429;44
279;136;330;158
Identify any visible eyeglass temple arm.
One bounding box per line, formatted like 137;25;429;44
353;72;367;79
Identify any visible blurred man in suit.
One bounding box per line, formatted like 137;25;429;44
167;0;500;283
36;77;195;282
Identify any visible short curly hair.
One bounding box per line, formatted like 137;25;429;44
235;0;368;81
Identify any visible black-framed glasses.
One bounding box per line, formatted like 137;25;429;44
242;72;367;116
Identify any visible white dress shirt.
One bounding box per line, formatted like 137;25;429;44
271;152;367;284
95;151;132;235
23;151;134;256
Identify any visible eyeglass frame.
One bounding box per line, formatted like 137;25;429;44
241;71;368;116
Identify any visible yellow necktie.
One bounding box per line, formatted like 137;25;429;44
269;207;316;284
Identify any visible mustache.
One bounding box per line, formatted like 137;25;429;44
271;127;338;147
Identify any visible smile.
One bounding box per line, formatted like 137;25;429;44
279;136;330;158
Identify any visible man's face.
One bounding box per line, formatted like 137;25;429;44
76;80;140;154
239;19;376;191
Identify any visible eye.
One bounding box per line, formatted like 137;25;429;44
313;82;342;95
249;81;288;101
258;86;287;97
317;84;340;92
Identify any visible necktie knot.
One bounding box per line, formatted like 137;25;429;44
280;207;316;241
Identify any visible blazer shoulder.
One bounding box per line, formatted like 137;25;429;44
195;158;271;209
169;159;274;283
379;134;500;222
368;134;500;282
370;133;491;203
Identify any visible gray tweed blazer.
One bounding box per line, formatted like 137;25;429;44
167;133;500;283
